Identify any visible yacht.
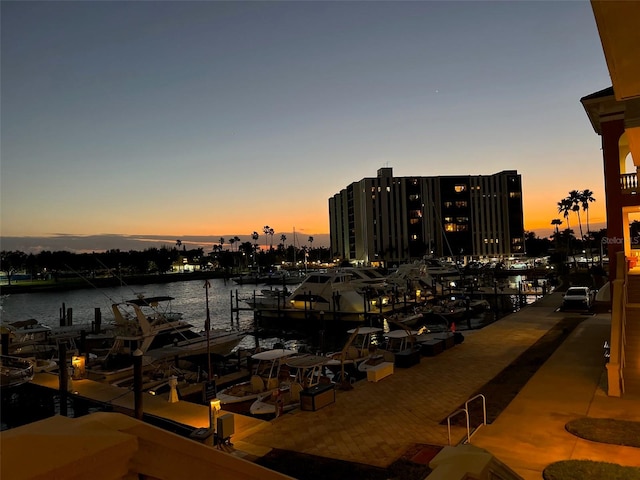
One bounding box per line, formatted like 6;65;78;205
86;295;246;383
0;355;34;388
254;270;392;323
215;348;298;409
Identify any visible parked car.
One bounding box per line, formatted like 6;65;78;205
560;286;594;312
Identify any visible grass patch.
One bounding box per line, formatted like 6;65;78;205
543;460;640;480
566;417;640;447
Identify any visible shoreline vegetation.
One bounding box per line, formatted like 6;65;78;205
0;271;236;294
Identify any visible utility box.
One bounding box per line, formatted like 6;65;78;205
394;349;420;368
217;413;234;441
300;383;336;411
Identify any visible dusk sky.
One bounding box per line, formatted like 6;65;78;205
1;1;613;253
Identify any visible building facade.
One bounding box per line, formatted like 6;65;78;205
328;168;524;265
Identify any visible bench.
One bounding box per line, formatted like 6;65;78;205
419;338;445;356
366;362;394;382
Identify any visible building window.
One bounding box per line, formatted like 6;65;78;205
456;217;469;223
444;223;456;232
509;192;521;198
454;185;467;193
455;201;468;208
456;225;468;232
444;216;454;222
443;201;453;208
409;194;420;201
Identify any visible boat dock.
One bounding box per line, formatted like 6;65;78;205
30;372;267;442
22;291;640;479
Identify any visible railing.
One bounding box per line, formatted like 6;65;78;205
620;172;638;193
446;394;487;445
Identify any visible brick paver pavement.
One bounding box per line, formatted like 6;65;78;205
235;293;568;468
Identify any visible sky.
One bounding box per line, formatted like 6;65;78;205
1;1;613;254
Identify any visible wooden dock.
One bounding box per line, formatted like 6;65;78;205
30;372;268;442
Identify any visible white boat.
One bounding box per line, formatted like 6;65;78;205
335;267;389;292
0;355;34;387
1;318;112;359
215;349;298;407
86;295;246;383
249;354;331;416
245;288;291;309
357;329;421;372
325;326;384;382
255;270;392;323
262;270;307;286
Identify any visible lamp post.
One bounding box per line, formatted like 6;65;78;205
133;348;143;420
210;398;221;445
204;280;212;382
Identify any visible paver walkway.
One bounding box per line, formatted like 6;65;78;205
234;293;579;468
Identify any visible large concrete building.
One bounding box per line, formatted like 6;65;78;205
328;168;524;265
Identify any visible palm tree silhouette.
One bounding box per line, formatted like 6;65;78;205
580;189;596;265
263;226;271;251
557;198;573;257
568;190;585;245
251;231;259;265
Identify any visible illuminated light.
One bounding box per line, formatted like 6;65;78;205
71;355;86;380
210;399;222;433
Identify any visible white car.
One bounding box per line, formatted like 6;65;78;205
560;286;594;312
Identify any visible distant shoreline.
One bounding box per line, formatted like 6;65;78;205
0;271;231;294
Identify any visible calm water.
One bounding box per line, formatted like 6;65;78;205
0;278;291;351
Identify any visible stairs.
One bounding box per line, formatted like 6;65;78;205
624;275;640;394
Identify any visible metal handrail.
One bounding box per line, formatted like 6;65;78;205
447;408;470;446
465;393;487;429
446;394;487;446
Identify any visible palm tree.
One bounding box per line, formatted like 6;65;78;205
551;218;563;251
229;237;236;251
557;198;573;257
263;226;274;251
263;226;271;251
307;236;314;262
568;190;584;246
280;234;287;250
251;231;259;265
175;239;182;250
580;189;596;264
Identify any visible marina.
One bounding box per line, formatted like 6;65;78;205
3;291;634;480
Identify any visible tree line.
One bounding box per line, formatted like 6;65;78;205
0;228;330;286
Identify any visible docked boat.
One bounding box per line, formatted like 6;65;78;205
249;354;331;416
86;295;247;384
325;326;384;381
215;348;298;409
0;355;35;388
254;270;393;324
1;318;114;359
262;270;307;286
